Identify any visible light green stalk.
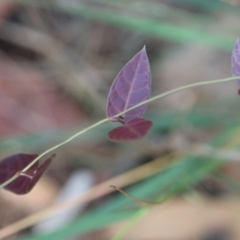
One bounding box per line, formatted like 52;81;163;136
0;76;237;190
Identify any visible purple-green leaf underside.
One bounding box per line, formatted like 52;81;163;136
107;47;151;124
0;153;55;194
232;36;240;84
108;118;152;141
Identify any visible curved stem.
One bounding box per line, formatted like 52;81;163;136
112;76;237;119
0;76;237;189
0;118;109;189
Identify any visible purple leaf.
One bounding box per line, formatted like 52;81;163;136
107;47;151;124
108;118;152;141
0;153;55;194
232;36;240;84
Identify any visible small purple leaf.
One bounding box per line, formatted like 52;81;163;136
107;47;151;124
232;36;240;84
108;118;152;141
0;153;55;194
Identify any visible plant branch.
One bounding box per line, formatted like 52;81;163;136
0;76;237;190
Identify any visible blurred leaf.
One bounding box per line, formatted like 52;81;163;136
231;36;240;83
0;153;55;194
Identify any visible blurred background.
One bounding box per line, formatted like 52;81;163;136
1;0;240;239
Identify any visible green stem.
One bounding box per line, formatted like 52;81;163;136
0;118;109;189
0;76;237;190
117;76;237;117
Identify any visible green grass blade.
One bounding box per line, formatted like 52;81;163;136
21;157;223;240
14;0;235;50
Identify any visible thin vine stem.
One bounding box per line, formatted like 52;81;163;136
0;76;237;190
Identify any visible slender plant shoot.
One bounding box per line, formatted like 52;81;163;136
0;36;239;194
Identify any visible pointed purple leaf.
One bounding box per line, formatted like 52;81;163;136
107;47;151;124
0;153;55;194
232;36;240;84
108;118;152;141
